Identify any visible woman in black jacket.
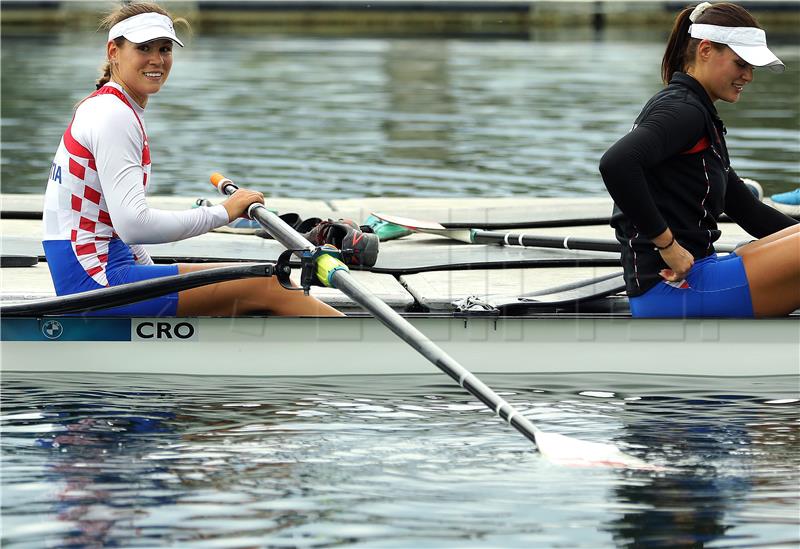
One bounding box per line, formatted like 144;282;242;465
600;2;799;318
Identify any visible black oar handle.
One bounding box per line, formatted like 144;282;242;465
472;230;736;254
0;263;275;317
211;174;544;449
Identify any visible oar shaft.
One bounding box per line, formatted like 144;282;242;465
0;263;275;317
472;230;621;252
213;175;542;447
332;271;540;444
472;230;736;254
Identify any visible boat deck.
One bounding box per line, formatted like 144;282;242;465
0;194;756;313
2;194;797;378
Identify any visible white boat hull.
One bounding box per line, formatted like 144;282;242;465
2;315;798;377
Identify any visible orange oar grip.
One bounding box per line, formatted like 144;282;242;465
209;173;237;195
210;172;228;187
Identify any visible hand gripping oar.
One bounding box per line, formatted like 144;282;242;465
371;212;737;254
211;174;657;469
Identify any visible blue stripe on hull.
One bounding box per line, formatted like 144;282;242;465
1;318;131;341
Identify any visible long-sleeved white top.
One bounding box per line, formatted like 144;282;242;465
42;83;228;284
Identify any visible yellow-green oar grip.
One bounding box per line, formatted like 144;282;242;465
315;253;349;287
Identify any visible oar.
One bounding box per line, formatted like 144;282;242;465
212;173;656;469
441;217;610;229
0;263;276;317
412;212;800;229
371;212;737;254
1;255;38;268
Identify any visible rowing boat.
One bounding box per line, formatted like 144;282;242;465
2;193;798;379
2;313;797;377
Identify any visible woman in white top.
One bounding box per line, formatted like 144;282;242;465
42;1;341;317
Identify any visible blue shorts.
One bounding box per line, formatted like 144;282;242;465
43;239;179;316
630;253;754;318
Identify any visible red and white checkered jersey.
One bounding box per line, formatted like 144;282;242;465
43;83;227;286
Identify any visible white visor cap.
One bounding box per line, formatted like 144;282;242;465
108;12;184;47
689;24;784;72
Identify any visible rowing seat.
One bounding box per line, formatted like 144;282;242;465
453;272;628;314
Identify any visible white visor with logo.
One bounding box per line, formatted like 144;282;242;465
108;12;184;47
689;24;784;72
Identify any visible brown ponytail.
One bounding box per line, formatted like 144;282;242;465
661;2;762;85
95;43;122;90
95;1;190;90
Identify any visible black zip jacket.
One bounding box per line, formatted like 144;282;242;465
599;72;797;297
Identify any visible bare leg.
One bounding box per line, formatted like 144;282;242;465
733;224;800;255
736;231;800;317
175;263;343;317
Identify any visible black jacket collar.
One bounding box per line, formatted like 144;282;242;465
670;72;720;121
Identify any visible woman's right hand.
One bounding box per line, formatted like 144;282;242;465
658;241;694;282
221;189;265;222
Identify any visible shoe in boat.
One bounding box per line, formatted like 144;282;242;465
254;214;320;239
765;188;800;216
303;219;379;267
741;178;763;201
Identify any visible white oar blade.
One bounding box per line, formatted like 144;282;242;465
371;212;447;230
436;229;473;243
534;431;662;471
370;212;473;243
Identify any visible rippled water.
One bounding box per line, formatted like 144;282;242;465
2;373;798;548
2;29;799;548
1;30;798;198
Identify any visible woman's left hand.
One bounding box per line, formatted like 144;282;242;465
658;241;694;281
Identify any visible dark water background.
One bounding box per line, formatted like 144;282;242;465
1;30;798;198
2;373;799;548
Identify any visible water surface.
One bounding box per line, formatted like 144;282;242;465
2;372;798;548
2;31;798;198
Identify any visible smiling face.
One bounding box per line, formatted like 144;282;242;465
108;38;174;107
689;40;754;104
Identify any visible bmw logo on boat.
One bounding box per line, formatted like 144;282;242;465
41;319;64;340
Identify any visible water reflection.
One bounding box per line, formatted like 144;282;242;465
605;415;746;548
2;373;798;547
2;32;797;198
605;392;800;548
